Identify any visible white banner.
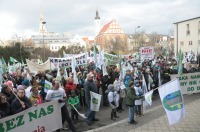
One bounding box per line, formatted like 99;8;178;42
171;72;200;94
158;79;185;125
26;59;51;72
90;92;102;111
50;53;88;68
140;46;154;60
0;100;63;132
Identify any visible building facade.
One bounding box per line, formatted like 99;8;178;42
31;13;86;52
95;19;128;52
174;17;200;54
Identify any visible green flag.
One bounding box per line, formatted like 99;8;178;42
10;57;18;63
1;57;7;73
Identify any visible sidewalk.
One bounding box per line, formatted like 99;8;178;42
86;93;200;132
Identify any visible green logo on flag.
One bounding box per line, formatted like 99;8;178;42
163;90;183;111
92;98;98;104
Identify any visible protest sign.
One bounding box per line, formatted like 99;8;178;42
140;46;154;60
171;72;200;94
50;53;88;68
0;100;63;132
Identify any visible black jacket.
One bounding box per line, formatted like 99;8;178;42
11;96;32;114
84;80;98;107
0;103;11;118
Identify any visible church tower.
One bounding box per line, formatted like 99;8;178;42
94;10;101;37
39;11;47;35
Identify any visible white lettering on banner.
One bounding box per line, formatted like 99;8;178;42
140;46;154;60
0;100;63;132
170;72;200;94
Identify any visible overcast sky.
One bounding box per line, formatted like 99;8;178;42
0;0;200;39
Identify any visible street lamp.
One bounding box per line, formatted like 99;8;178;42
42;21;46;61
134;26;140;51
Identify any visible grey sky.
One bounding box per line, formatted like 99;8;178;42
0;0;200;39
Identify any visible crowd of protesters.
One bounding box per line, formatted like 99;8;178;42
0;57;199;131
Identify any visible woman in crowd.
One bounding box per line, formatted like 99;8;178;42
11;88;32;114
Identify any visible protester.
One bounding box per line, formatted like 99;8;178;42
126;81;143;124
46;80;77;132
11;88;32;114
84;73;99;126
134;80;143;116
107;84;119;121
124;69;132;90
1;84;16;105
68;90;79;123
0;94;11;118
65;77;77;97
22;79;32;98
29;86;43;106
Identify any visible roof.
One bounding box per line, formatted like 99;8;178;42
173;16;200;24
98;20;113;34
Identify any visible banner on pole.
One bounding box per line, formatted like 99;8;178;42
0;100;63;132
171;72;200;94
140;46;154;60
158;79;185;125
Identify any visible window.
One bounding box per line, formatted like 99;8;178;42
180;41;184;45
186;24;190;35
198;40;200;46
55;46;57;49
189;41;192;45
198;21;200;34
52;46;54;50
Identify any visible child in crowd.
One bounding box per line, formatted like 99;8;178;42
134;79;143;116
107;84;119;121
68;90;79;123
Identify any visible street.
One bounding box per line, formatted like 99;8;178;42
61;93;200;132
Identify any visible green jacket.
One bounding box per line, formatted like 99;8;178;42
68;96;79;109
126;88;141;107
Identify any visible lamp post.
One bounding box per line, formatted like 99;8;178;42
134;26;140;51
42;21;46;62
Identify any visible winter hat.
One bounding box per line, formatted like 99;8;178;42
128;81;134;87
108;84;114;90
22;79;30;87
1;84;8;92
17;85;24;91
6;81;13;87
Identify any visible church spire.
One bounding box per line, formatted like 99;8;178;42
95;10;100;19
